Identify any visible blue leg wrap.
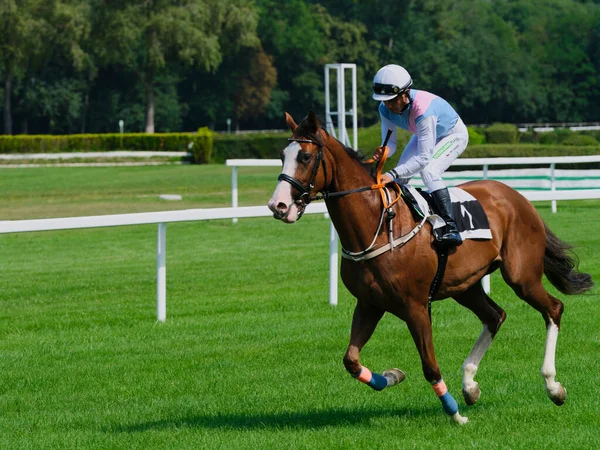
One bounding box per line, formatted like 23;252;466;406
439;392;459;416
366;372;388;391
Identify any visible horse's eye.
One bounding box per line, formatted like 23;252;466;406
298;152;312;164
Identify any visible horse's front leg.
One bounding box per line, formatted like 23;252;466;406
343;299;405;391
405;302;469;424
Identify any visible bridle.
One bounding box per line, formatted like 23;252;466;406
277;134;401;218
277;136;329;217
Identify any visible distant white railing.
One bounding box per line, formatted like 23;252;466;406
227;155;600;215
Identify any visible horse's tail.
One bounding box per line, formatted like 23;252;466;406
544;223;594;295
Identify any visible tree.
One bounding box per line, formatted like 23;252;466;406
91;0;259;133
233;47;277;130
0;0;55;134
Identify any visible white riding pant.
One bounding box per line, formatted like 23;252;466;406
397;118;469;192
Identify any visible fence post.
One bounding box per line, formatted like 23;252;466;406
156;223;167;322
232;166;239;223
550;163;557;213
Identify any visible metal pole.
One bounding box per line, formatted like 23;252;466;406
156;223;167;322
324;66;334;137
337;67;347;146
329;220;338;306
550;163;557;213
352;65;358;150
232;166;239;223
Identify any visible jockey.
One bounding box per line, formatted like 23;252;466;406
371;64;468;247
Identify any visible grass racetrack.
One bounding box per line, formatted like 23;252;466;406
0;165;599;449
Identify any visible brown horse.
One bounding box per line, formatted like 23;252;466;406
267;112;594;424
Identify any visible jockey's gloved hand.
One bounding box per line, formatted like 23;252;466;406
373;146;388;161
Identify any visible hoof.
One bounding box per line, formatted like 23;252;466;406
462;382;481;406
450;412;469;425
550;384;566;406
382;368;406;387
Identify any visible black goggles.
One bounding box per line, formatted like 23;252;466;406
373;82;410;96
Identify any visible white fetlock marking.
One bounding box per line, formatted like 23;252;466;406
462;363;478;391
462;325;492;390
541;320;561;396
451;412;469;425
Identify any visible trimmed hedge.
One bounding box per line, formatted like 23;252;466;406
0;132;213;163
211;132;289;163
561;134;598;146
463;144;600;158
484;123;518;144
0;129;598;165
467;127;486;145
460;144;600;169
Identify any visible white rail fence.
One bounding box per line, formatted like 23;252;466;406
1;191;598;322
0;204;326;322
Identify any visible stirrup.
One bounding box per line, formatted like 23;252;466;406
441;230;463;246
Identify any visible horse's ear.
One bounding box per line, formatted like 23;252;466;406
307;111;320;132
285;112;298;132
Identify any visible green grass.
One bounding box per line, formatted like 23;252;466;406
0;165;599;449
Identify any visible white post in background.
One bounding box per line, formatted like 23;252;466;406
324;63;357;306
329;221;339;306
156;223;167;322
231;166;239;223
324;63;358;149
337;66;347;146
352;67;358;149
550;163;557;213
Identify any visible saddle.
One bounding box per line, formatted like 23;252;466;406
400;185;492;243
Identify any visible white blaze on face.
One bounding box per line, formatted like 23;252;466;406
268;141;301;223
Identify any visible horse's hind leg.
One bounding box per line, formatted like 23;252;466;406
501;269;566;405
342;299;405;391
453;282;506;406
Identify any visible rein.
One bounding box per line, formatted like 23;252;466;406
277;133;423;260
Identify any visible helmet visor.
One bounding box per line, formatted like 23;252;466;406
372;83;409;101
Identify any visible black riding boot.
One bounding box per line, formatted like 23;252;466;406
431;188;463;247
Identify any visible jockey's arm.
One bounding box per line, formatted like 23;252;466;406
387;115;436;181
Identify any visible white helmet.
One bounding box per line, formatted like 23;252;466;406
372;64;412;101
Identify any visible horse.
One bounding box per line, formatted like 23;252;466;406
267;111;594;424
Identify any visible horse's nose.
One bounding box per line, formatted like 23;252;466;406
268;199;288;219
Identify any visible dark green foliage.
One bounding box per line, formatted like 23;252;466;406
2;0;600;133
484;123;519;144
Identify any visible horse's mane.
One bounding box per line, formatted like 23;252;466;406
296;115;369;165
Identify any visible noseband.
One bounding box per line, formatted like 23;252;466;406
277;137;329;214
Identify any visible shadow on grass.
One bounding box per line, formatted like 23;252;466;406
111;405;442;433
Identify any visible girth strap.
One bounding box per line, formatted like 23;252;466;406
427;246;449;320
